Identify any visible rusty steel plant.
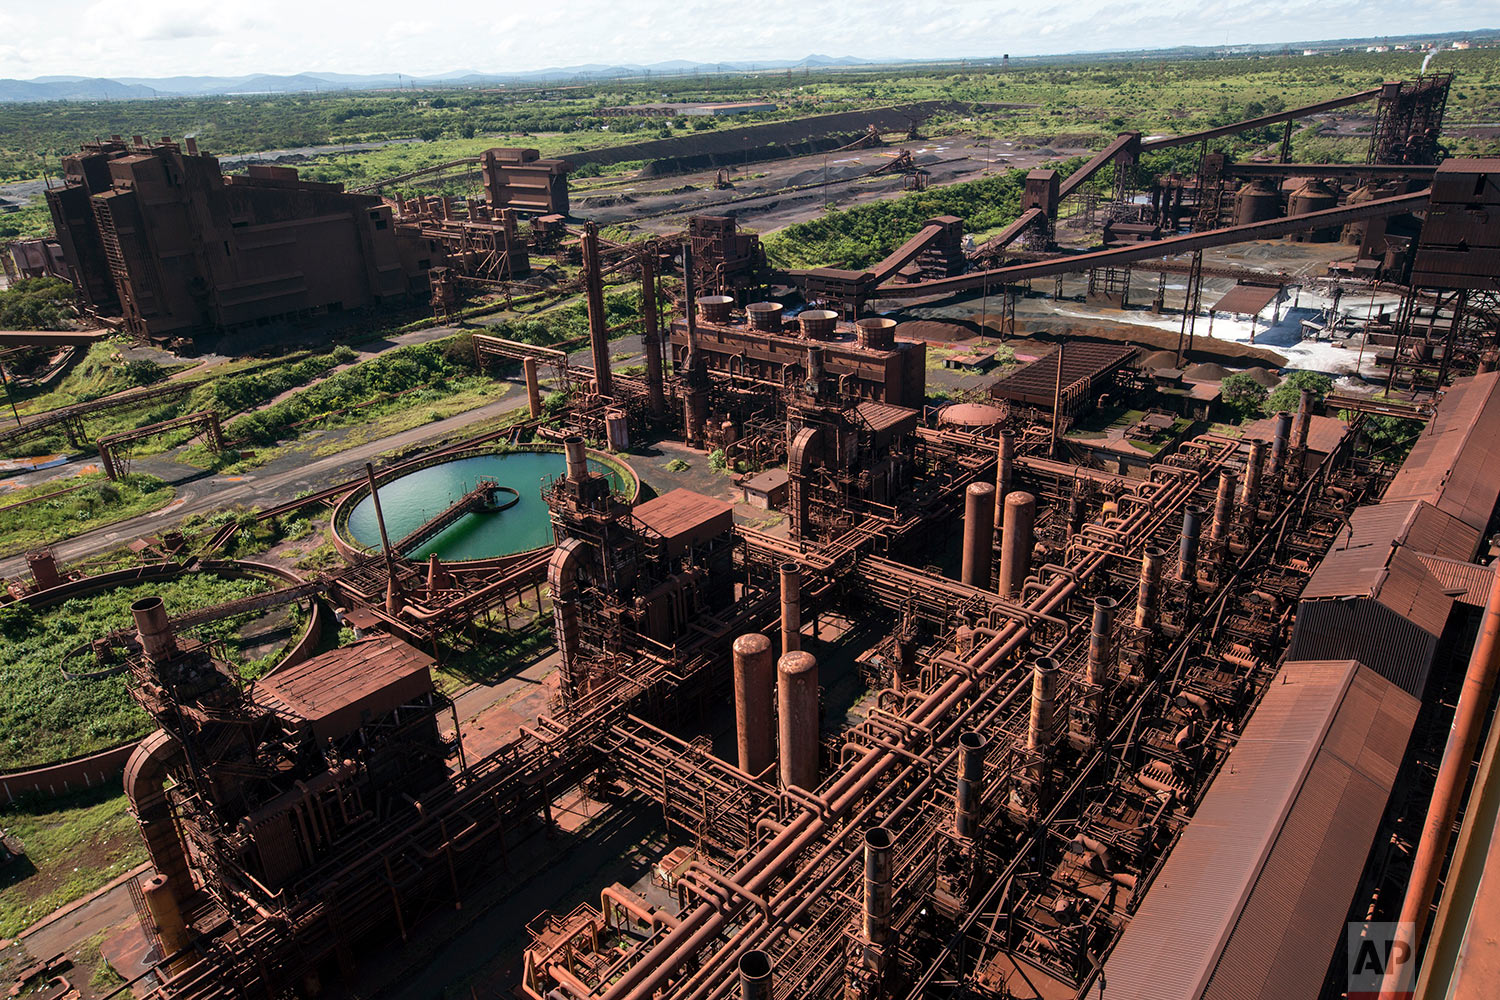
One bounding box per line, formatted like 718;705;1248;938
9;68;1500;1000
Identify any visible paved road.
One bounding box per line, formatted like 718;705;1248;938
0;393;532;578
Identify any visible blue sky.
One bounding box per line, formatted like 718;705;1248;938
0;0;1493;79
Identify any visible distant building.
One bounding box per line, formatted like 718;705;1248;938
46;136;436;344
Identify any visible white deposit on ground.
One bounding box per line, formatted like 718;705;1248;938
1052;281;1407;381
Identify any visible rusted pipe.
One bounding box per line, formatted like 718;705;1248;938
779;562;802;654
862;826;894;946
523;356;542;418
777;650;819;792
738;950;772;1000
1292;388;1312;453
1086;596;1116;727
1178;505;1205;583
955;731;988;839
1134;547;1165;629
998;490;1037;600
1210;471;1236;558
131;596;178;665
961;482;996;588
1027;657;1059;779
994;429;1015;529
582;222;612;398
732;634;776;778
1270;410;1292;480
639;247;666;418
1242;438;1265;510
564;435;588;484
1383;565;1500;994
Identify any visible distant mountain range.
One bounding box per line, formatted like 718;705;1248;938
1;31;1494;103
0;55;879;103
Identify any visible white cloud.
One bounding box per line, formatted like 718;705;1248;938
6;0;1499;79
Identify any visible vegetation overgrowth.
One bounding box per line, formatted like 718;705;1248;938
0;573;280;769
0;472;174;557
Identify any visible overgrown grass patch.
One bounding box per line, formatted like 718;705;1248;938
0;573;280;769
0;784;148;939
0;473;175;558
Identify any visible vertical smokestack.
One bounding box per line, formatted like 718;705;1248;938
1211;471;1237;560
1027;657;1059;780
131;597;178;665
1068;488;1085;535
1292;388;1313;454
143;874;194;972
564;435;588;484
777;650;820;792
994;429;1015;531
732;634;775;778
582;223;612;398
780;562;802;654
1241;439;1265;513
1085;596;1116;726
1178;505;1205;584
523;356;542;419
962;482;996;587
1134;547;1165;629
1270;411;1292;480
639;247;666;418
894;633;915;692
738;951;773;1000
955;731;988;839
683;241;698;355
998;491;1037;600
862;826;894;946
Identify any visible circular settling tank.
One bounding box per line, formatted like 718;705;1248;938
345;450;628;562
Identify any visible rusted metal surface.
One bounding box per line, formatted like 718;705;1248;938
1104;659;1419;1000
633;488;735;557
1207;282;1281;316
989;343;1138;416
255;637;436;740
1386;371;1500;534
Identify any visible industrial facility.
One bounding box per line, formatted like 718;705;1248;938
10;66;1500;1000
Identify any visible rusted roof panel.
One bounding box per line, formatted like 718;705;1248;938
1209;282;1281;316
256;636;436;741
633;488;734;557
1104;660;1419;1000
1241;413;1350;458
1288;600;1443;696
1378;546;1457;637
989;342;1139;409
1385;371;1500;533
1328;499;1481;563
854;401;920;436
1416;554;1496;607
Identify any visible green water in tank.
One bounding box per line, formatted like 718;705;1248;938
346;452;624;561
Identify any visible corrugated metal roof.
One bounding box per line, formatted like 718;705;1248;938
1287;600;1443;697
1330;499;1481;563
633;488;734;557
1209;282;1282;316
1104;660;1419;1000
1385;371;1500;534
989;342;1139;407
1241;413;1349;458
256;636;436;740
1378;546;1458;637
1416;554;1497;606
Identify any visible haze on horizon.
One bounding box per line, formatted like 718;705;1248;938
0;0;1493;83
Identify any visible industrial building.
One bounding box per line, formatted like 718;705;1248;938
14;70;1500;1000
45;136;438;344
